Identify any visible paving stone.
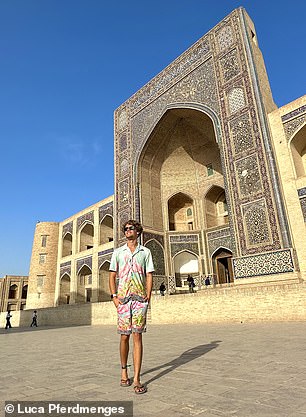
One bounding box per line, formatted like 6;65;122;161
1;322;306;416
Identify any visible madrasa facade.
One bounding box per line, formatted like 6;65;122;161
26;8;306;310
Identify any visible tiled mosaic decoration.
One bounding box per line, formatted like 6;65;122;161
76;256;92;274
62;221;73;237
60;261;71;278
77;211;94;231
233;249;294;278
98;202;113;223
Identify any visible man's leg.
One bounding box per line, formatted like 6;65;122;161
120;334;130;381
132;332;143;386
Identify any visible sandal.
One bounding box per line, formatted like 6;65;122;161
120;378;132;387
134;384;147;394
120;364;131;387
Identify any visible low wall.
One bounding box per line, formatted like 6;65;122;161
1;281;306;328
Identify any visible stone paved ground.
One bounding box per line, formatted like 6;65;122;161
1;321;306;417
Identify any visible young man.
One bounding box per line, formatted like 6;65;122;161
109;220;154;394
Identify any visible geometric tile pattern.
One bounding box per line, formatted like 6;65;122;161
76;256;92;274
62;221;73;237
233;249;294;278
77;211;94;231
60;261;71;278
242;200;271;246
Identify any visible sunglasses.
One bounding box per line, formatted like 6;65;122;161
124;226;135;231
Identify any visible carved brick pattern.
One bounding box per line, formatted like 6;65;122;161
298;187;306;197
118;108;128;131
77;211;94;231
119;133;128;151
284;115;306;141
236;155;263;198
144;239;165;275
168;276;176;294
300;197;306;222
62;222;73;237
118;179;130;208
242;200;271;246
170;242;199;257
230;113;254;154
76;256;92;274
220;49;240;83
143;232;164;247
281;104;306;122
216;24;234;52
233;249;294;278
131;59;219;160
60;261;71;277
206;227;233;257
120;158;129;177
99;202;113;223
169;234;199;243
98;249;113;269
213;13;281;255
228;87;246;114
128;38;211;115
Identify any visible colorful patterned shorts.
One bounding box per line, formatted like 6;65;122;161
117;299;149;335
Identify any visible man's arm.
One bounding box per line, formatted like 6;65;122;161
145;272;153;302
109;271;120;307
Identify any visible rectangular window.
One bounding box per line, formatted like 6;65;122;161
41;235;48;247
39;254;47;264
207;164;214;176
87;275;92;285
37;275;45;288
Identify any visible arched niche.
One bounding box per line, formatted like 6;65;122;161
8;284;18;299
173;250;199;287
289;124;306;178
77;264;92;303
62;232;72;257
59;274;71;305
144;239;165;276
204;185;228;228
79;223;94;252
100;215;114;245
98;261;110;302
21;285;28;299
168;193;194;231
137;107;222;232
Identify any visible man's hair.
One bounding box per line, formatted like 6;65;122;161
122;219;143;235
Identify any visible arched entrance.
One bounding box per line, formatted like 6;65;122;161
212;248;234;284
59;274;71;305
77;265;92;303
62;232;72;257
100;215;114;245
173;251;199;288
138;107;224;232
98;261;110;302
168;193;194;231
79;223;94;252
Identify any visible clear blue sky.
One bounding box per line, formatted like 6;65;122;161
0;0;305;277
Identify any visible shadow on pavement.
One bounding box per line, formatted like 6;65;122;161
142;340;222;385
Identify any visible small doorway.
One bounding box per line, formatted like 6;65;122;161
212;248;234;284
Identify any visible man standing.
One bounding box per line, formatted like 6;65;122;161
5;310;12;329
30;310;38;327
109;220;154;395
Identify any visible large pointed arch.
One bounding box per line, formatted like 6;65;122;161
136;106;224;232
